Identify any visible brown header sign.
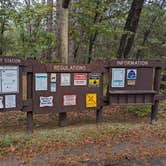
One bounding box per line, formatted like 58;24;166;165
0;57;21;64
53;65;87;71
116;60;149;66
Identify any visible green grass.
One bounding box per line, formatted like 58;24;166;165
0;134;31;148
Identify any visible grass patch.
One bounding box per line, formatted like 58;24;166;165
38;129;81;143
0;134;31;148
127;105;151;117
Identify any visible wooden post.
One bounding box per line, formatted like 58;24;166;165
58;1;69;127
27;111;33;134
96;107;103;126
151;67;161;124
26;72;34;133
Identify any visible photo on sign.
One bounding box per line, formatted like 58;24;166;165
51;73;56;82
63;94;77;106
0;96;4;109
40;96;53;107
5;95;16;108
60;73;71;86
74;73;87;86
0;66;19;93
51;82;56;92
88;73;100;87
35;73;48;91
127;69;137;79
111;68;125;88
86;93;97;108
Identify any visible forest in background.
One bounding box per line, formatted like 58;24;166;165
0;0;166;64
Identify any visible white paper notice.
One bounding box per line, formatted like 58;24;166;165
0;96;4;109
51;73;56;82
60;73;71;86
2;67;19;93
40;96;53;107
112;68;125;87
63;95;77;106
5;95;16;108
35;73;48;91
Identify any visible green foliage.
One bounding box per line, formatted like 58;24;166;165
127;105;151;117
0;134;31;148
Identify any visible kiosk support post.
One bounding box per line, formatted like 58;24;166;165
151;67;161;124
27;111;33;134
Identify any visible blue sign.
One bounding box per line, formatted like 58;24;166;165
127;69;137;79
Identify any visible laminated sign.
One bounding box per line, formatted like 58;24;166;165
112;68;125;87
127;69;137;79
86;93;97;108
40;96;53;107
0;66;19;93
61;73;71;86
74;73;87;86
63;95;77;106
88;73;100;87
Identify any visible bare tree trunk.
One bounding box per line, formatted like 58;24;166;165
45;0;53;62
60;7;69;63
56;0;61;61
117;0;145;59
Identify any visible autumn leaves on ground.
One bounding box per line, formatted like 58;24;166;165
0;106;166;166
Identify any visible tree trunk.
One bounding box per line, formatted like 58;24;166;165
45;0;53;62
60;7;69;63
117;0;145;59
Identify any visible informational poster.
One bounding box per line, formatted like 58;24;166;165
1;66;19;93
51;82;56;92
74;73;87;86
60;73;71;86
35;73;48;91
88;73;100;87
51;73;56;82
127;69;137;79
127;80;136;86
0;96;3;109
112;68;125;87
5;95;16;108
86;93;97;108
40;96;53;107
63;95;77;106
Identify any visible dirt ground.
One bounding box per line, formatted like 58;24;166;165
0;106;166;166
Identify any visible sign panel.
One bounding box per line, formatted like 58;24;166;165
1;66;19;93
5;95;16;108
74;73;87;86
127;80;136;86
127;69;137;79
88;73;100;87
51;82;56;92
86;93;97;108
60;73;71;86
111;68;125;87
63;95;77;106
51;73;56;82
0;96;3;109
40;96;53;107
35;73;48;91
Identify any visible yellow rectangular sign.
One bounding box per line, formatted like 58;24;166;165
86;93;97;108
89;79;100;86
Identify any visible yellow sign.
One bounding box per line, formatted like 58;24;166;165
86;93;97;108
89;79;100;86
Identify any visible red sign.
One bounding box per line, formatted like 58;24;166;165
74;73;87;86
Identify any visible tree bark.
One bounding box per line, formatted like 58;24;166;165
45;0;53;62
117;0;145;59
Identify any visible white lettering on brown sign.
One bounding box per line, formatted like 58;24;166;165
117;60;148;66
53;65;87;71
